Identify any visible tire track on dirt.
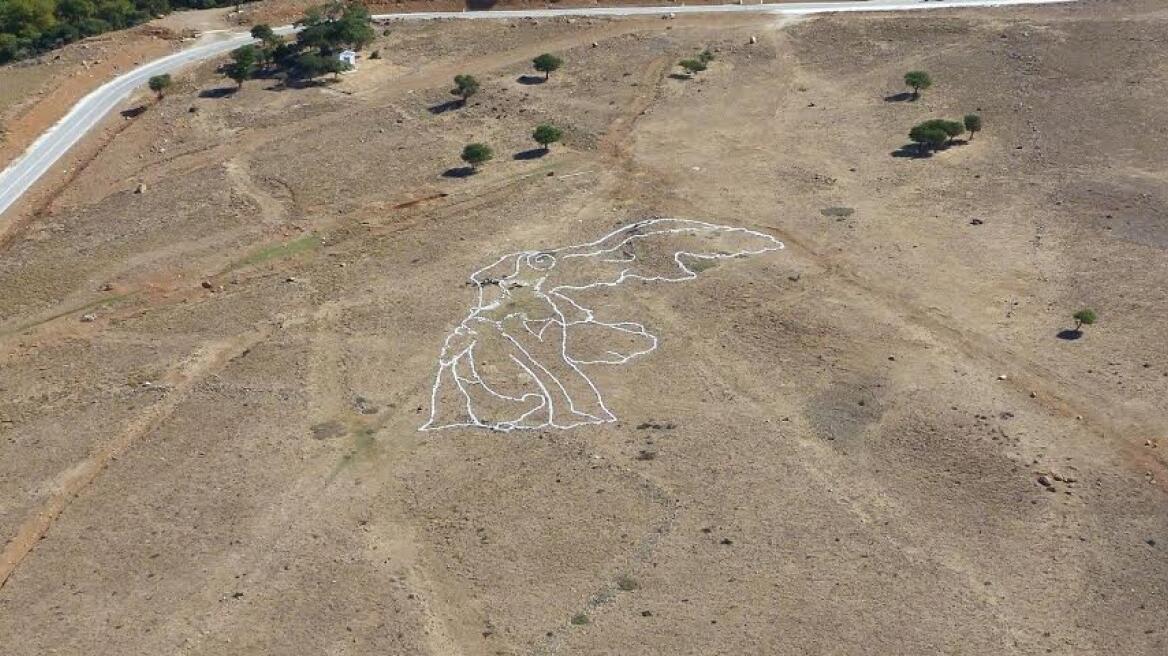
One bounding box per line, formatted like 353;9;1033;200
224;156;294;227
0;326;271;590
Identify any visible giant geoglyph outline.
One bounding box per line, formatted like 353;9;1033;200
421;219;784;432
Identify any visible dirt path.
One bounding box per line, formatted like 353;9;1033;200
0;327;270;590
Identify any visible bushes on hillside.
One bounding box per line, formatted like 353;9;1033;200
0;0;241;64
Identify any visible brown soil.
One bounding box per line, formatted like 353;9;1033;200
0;28;181;169
1;1;1166;654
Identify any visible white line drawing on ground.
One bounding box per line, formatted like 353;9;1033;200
421;218;784;432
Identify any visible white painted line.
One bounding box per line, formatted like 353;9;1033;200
422;218;784;432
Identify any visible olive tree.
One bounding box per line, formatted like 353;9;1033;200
964;113;983;140
532;53;563;80
461;142;494;170
250;24;275;42
224;45;258;88
148;74;172;100
1073;308;1097;332
904;70;932;99
452;74;480;105
532;124;563;151
909;123;948;154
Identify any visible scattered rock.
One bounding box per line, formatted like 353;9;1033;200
80;313;96;322
354;396;379;415
997;374;1008;381
134;183;146;194
1037;475;1053;488
749;35;758;45
311;420;346;440
970;218;984;225
201;280;213;289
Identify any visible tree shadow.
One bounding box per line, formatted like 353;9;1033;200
428;99;463;115
1056;329;1084;341
442;166;476;178
517;75;546;85
668;73;693;81
199;87;238;99
891;145;932;158
513;148;548;161
120;105;148;118
883;91;915;102
282;78;333;89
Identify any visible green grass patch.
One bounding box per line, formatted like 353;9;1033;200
820;206;855;218
570;613;590;626
0;293;130;337
685;257;719;273
232;234;322;270
616;575;640;592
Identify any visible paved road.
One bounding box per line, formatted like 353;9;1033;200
0;0;1075;221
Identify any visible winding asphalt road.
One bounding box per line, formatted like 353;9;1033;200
0;0;1075;221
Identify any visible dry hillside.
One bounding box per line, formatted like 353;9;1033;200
1;1;1166;654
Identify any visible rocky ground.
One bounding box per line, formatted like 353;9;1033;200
0;1;1165;654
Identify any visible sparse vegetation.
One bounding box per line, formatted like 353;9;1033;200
570;613;590;625
1073;308;1097;331
904;70;932;99
452;74;480;105
147;73;172;100
532;124;563;151
679;58;708;77
678;49;715;78
616;575;640;592
533;53;563;80
461;143;494;170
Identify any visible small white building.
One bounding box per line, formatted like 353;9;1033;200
338;50;358;70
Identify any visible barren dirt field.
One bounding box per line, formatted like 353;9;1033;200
2;1;1167;653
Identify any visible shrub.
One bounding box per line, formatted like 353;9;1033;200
461;142;494;169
